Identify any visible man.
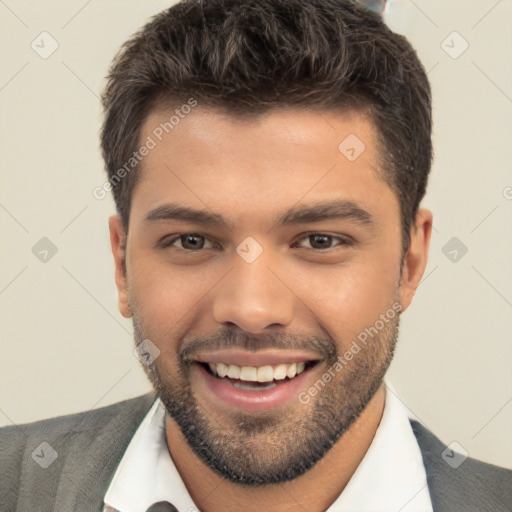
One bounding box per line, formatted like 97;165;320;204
1;0;510;511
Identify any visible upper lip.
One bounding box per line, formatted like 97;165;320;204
191;349;323;367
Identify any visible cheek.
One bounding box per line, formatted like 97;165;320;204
297;255;400;348
127;254;209;339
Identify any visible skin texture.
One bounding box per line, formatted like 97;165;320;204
109;107;432;512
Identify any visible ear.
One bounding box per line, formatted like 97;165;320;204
399;208;433;312
109;215;132;319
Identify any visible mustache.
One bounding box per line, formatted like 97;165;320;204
179;326;337;361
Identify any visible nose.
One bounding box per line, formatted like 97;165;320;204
212;254;295;333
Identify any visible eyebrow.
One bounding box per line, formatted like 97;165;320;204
143;199;375;231
276;199;374;229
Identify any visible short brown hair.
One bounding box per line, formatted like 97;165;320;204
100;0;432;253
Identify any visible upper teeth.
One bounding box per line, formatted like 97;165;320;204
208;362;307;382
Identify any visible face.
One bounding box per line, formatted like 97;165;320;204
109;107;431;485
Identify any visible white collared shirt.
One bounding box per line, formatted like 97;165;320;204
103;381;433;512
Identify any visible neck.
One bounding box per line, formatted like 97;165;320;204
165;384;386;512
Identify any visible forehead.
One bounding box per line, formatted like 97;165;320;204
130;106;397;229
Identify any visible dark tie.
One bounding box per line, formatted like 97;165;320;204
146;501;179;512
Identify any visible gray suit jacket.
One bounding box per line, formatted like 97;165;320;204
1;393;511;511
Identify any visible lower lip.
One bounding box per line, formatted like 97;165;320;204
193;362;319;412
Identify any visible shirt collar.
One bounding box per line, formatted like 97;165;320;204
326;382;433;511
103;398;197;512
104;381;433;512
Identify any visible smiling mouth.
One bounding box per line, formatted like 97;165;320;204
197;360;319;390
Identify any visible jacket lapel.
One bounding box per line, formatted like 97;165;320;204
16;393;157;512
410;420;511;512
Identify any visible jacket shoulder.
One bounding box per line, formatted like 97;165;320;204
410;419;512;511
0;392;156;440
0;393;156;510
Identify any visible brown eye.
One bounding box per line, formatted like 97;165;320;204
160;233;217;251
180;234;206;250
295;233;353;251
309;234;333;249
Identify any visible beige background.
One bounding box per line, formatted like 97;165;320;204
1;0;511;469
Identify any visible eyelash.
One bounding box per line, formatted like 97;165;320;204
158;232;354;252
